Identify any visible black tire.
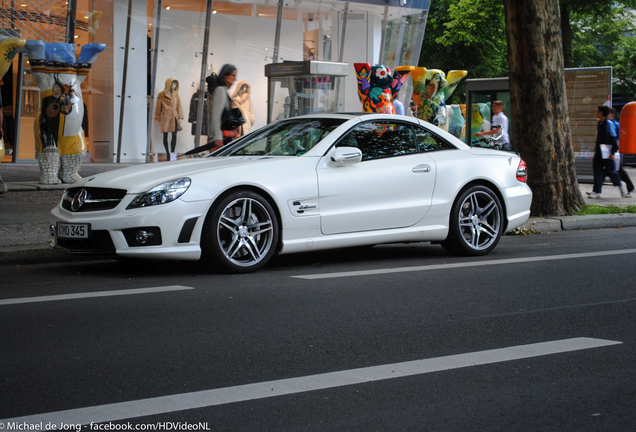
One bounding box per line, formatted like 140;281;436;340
441;185;503;256
201;190;279;273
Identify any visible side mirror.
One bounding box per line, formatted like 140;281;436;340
330;147;362;164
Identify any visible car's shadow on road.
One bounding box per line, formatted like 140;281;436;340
41;243;453;278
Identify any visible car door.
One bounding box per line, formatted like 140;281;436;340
316;120;438;235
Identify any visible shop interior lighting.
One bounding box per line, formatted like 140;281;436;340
165;5;171;9
212;9;217;13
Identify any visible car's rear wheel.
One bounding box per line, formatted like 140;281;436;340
441;185;503;256
201;190;279;273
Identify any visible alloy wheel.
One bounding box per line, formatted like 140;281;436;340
216;197;275;268
457;190;502;251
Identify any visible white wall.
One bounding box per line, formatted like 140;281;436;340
341;13;381;112
113;0;148;163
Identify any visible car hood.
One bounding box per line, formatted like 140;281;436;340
72;156;290;193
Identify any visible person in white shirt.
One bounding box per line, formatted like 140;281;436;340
476;100;510;150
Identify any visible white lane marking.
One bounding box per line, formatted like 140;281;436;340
292;248;636;279
0;286;194;306
0;337;621;426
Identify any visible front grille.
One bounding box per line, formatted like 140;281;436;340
56;230;116;254
62;187;127;212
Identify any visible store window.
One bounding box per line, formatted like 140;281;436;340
1;0;72;162
2;0;430;165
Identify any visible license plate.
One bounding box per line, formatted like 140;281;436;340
57;222;91;239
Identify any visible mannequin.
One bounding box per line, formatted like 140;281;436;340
232;81;254;136
154;78;184;161
188;89;211;136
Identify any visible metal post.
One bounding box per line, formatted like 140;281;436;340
12;53;24;162
410;10;428;70
194;0;215;149
338;2;349;63
65;0;77;43
116;0;134;163
146;0;163;163
466;86;472;146
333;2;350;113
394;16;407;68
378;6;389;64
272;0;284;63
403;10;429;109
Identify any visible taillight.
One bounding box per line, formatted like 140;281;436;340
516;159;528;183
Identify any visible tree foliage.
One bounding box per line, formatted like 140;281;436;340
614;34;636;100
418;0;507;101
569;4;636;100
421;0;636;101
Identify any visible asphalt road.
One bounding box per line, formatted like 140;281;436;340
1;227;635;431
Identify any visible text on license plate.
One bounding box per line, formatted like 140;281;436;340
57;222;91;239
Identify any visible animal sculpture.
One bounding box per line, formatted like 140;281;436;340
412;68;467;131
23;40;105;184
354;63;414;113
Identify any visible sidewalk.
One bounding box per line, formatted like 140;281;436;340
0;162;635;266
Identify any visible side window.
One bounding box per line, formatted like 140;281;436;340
337;122;418;161
414;126;457;152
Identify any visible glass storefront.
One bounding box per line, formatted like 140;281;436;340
1;0;430;164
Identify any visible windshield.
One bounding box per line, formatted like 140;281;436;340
215;118;346;157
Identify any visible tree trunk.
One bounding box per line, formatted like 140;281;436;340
503;0;584;216
560;4;573;68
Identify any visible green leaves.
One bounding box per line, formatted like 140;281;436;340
570;2;636;100
420;0;636;101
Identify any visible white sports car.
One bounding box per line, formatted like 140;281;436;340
50;113;532;273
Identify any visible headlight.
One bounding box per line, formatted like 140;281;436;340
126;177;191;209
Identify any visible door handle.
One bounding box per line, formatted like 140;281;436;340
412;164;432;173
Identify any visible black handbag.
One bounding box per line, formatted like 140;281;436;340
221;96;245;130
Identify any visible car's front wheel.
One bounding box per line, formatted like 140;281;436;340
201;190;279;273
441;185;503;256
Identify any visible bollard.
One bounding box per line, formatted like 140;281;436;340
620;101;636;155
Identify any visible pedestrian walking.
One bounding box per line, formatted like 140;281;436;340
210;64;242;151
609;107;634;197
589;105;628;199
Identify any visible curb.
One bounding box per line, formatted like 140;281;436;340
6;182;68;191
521;213;636;233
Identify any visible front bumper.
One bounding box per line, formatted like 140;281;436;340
50;196;212;261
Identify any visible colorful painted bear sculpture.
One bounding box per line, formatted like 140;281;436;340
23;40;105;184
0;38;26;193
412;68;467;131
354;63;414;114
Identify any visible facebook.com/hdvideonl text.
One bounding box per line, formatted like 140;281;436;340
0;422;211;431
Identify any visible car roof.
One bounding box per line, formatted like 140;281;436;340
285;112;420;122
